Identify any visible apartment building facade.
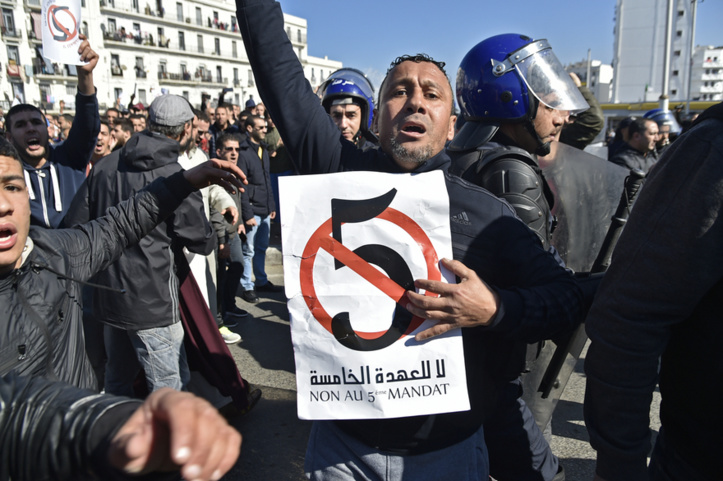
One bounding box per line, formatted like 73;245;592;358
0;0;341;112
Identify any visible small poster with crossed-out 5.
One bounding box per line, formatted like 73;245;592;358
41;0;86;65
280;171;470;420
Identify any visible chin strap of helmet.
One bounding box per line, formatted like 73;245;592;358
524;95;551;156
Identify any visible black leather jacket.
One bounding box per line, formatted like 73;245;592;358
0;371;142;480
237;0;584;454
0;173;197;390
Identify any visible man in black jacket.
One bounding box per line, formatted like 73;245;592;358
1;372;241;481
237;114;280;303
235;1;584;479
64;95;215;397
0;135;246;392
609;117;659;173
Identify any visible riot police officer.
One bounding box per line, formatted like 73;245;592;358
320;68;379;151
644;108;682;154
448;33;591;481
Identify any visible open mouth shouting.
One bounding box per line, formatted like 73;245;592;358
399;120;427;140
0;223;18;251
26;137;43;152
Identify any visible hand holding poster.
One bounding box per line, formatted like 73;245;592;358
280;171;470;420
41;0;86;65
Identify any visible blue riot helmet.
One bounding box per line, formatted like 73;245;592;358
644;108;682;135
320;68;376;131
451;34;589;154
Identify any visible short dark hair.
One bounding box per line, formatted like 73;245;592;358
216;133;243;151
244;114;264;131
129;113;144;121
106;107;120;115
216;103;231;112
114;117;133;134
0;138;21;163
629;118;656;137
99;119;111;133
5;104;46;133
61;113;74;123
379;54;454;111
192;108;210;123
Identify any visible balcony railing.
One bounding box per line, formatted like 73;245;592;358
157;71;228;85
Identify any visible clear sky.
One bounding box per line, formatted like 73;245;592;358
278;0;723;92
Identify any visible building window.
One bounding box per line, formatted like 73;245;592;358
196;7;202;26
139;89;147;105
131;0;138;12
178;31;185;50
216;65;222;83
182;90;189;100
114;88;123;103
135;56;146;78
108;18;116;33
197;34;203;53
233;67;239;87
7;45;20;64
674;50;681;56
82;21;89;36
66;83;77;95
676;30;682;37
677;10;684;17
232;40;237;58
214;37;220;55
286;27;291;39
671;89;677;96
111;54;122;76
39;84;52;108
248;68;254;87
672;70;679;76
297;29;301;43
176;2;183;22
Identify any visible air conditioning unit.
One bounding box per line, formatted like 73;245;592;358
185;17;190;23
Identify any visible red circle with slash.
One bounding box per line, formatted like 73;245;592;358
299;207;441;340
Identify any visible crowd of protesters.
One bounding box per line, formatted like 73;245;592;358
1;4;721;480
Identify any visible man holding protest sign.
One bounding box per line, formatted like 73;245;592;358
235;0;584;479
4;34;100;228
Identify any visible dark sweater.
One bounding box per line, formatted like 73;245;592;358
585;103;723;481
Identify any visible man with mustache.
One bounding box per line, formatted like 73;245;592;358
235;1;585;479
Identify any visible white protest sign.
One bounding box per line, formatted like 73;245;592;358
41;0;86;65
280;171;470;420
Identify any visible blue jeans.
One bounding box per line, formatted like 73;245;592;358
241;214;271;291
104;322;190;397
305;421;489;481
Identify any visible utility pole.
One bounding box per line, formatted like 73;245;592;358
660;0;674;111
685;0;698;115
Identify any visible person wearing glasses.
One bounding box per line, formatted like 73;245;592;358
237;115;281;304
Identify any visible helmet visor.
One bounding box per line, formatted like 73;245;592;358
516;47;589;114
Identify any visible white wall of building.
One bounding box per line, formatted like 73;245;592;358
612;0;694;103
690;46;723;102
566;59;614;103
1;0;341;113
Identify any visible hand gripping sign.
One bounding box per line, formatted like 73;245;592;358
280;171;470;420
42;0;86;65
